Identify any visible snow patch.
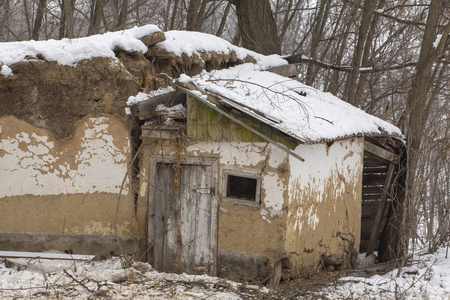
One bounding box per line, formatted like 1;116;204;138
434;34;442;49
324;248;450;299
1;65;12;76
127;87;175;106
2;249;448;299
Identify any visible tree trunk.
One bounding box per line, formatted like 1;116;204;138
231;0;281;55
58;0;66;39
378;149;407;262
23;0;32;39
305;0;331;86
186;0;207;31
396;0;448;271
169;0;179;30
60;0;75;38
32;0;47;40
216;2;231;37
343;0;378;106
88;0;104;35
115;0;128;30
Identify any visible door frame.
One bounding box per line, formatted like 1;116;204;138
147;155;219;275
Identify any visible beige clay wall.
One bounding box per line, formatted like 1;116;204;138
286;137;363;274
0;115;142;257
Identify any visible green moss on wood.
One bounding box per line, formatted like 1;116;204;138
187;96;298;149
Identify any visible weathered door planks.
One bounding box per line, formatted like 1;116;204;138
148;157;218;275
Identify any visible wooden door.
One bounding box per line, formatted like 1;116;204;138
148;157;218;275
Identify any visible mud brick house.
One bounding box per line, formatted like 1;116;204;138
0;25;405;284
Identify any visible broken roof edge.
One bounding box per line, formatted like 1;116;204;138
128;78;404;147
193;85;404;145
127;81;401;147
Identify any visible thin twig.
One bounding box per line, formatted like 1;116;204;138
63;270;94;294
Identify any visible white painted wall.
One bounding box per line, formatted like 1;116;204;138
0;116;130;197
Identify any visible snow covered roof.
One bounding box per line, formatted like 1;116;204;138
0;25;161;67
177;63;402;143
0;25;286;71
156;31;286;69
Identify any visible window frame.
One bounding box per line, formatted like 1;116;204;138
221;170;261;207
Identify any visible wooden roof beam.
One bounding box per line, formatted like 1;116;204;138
129;91;186;120
364;140;400;164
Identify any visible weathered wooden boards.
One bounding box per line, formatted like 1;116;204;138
148;157;218;275
0;251;95;261
360;139;402;254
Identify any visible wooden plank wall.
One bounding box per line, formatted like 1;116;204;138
360;151;391;252
186;96;298;149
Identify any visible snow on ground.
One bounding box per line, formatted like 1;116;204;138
323;247;450;299
0;256;261;299
1;248;449;299
178;63;402;143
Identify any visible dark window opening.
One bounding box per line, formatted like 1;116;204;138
226;175;258;201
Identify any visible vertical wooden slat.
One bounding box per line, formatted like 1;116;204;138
195;165;212;266
179;164;195;271
209;160;219;275
147;158;156;264
366;162;396;256
152;163;174;271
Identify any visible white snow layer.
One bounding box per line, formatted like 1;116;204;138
0;24;399;142
158;30;287;69
0;25;161;67
180;63;402;143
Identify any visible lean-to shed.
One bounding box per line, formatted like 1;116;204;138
0;25;405;283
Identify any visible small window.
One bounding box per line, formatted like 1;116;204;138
222;171;261;206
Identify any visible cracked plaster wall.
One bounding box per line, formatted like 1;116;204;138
0;115;138;239
286;137;363;273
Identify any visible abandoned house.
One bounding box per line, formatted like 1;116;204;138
0;25;406;283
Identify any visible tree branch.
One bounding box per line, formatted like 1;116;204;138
283;54;417;73
374;10;426;27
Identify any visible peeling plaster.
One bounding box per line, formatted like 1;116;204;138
288;138;362;234
285;137;363;270
139;166;148;198
186;142;288;219
0;116;130;197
